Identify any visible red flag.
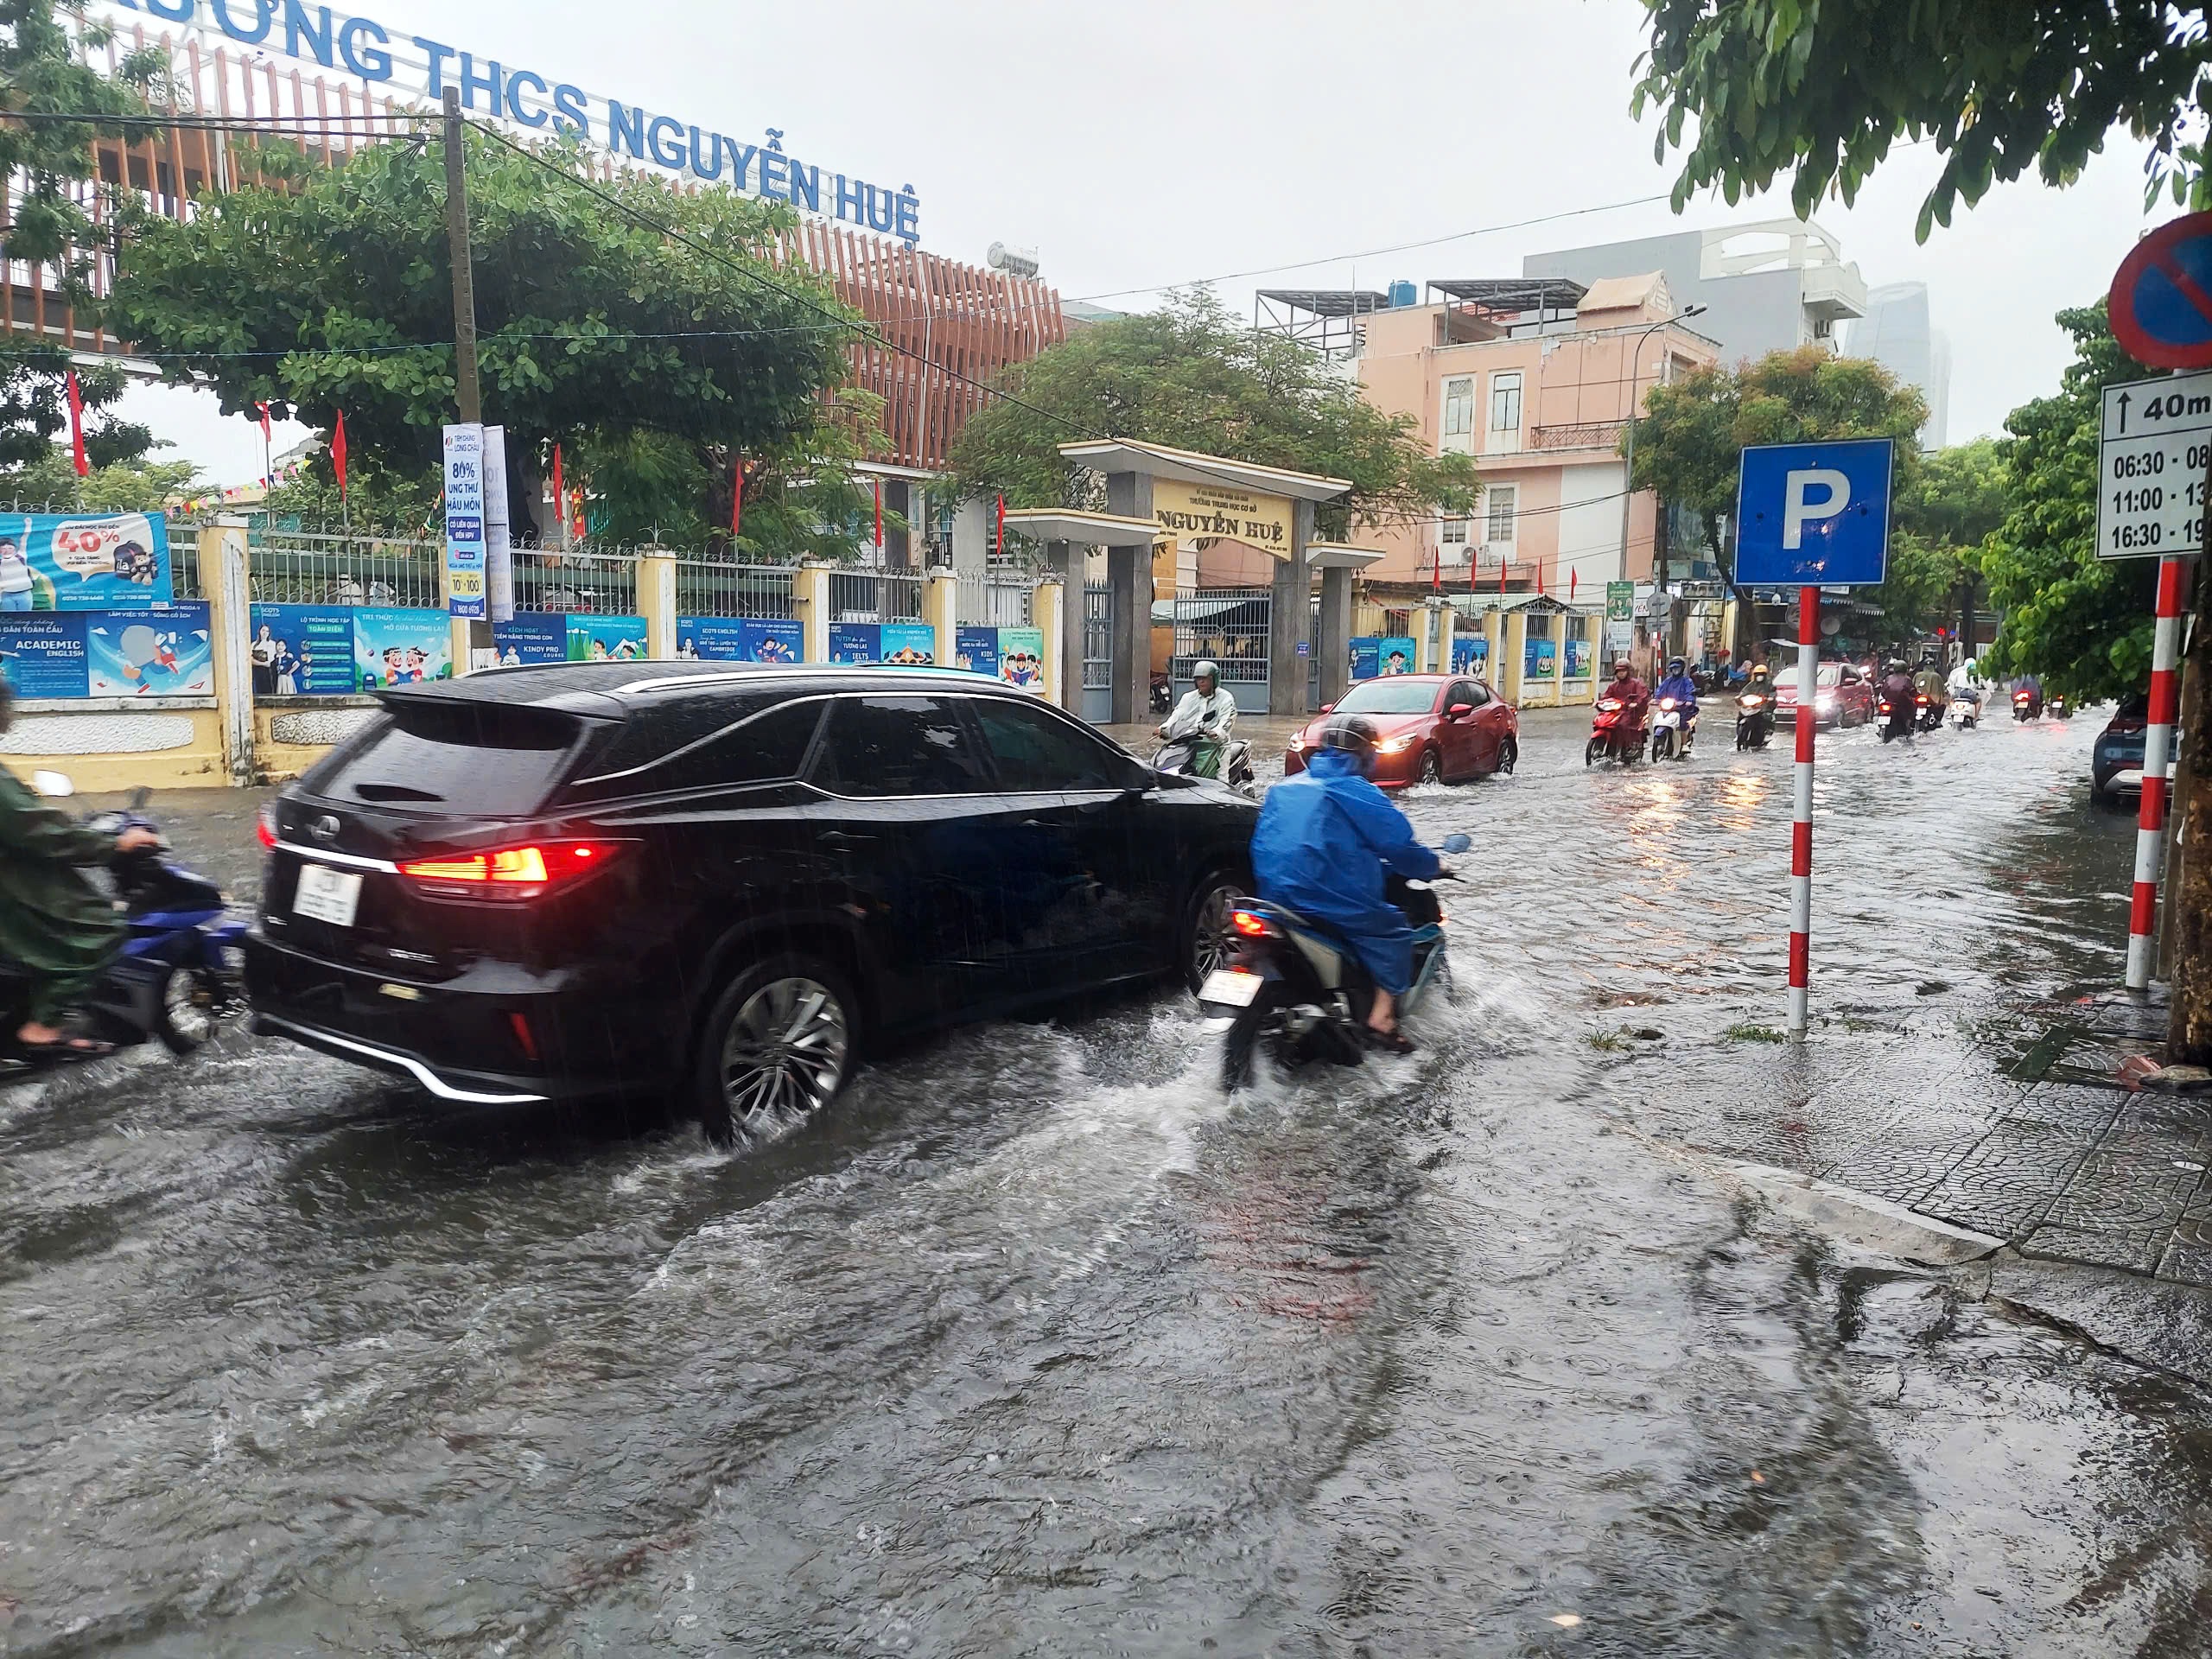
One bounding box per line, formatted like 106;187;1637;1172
1497;554;1508;597
874;477;884;551
1537;562;1547;598
330;410;348;500
257;400;271;440
552;443;565;527
730;458;746;537
995;493;1006;555
1431;541;1441;593
65;371;87;477
1569;568;1578;602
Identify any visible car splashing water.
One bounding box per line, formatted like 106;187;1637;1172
3;711;2210;1655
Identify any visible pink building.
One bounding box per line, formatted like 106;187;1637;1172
1292;276;1720;595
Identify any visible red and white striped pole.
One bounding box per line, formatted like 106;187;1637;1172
1788;584;1819;1036
2127;554;2188;988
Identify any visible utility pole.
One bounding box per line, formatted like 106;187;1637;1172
442;88;491;664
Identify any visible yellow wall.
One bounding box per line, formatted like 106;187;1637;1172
0;706;227;793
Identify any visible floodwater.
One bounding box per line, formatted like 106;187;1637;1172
6;703;2212;1656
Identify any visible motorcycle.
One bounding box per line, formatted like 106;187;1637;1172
0;774;247;1074
1734;690;1773;751
1948;693;1981;730
1915;692;1943;733
2048;693;2070;721
1586;696;1647;766
1649;696;1694;761
1202;835;1471;1091
2013;688;2042;721
1148;674;1173;716
1876;695;1915;743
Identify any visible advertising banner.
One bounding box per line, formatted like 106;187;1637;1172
1605;580;1635;623
0;602;212;698
251;604;359;695
676;616;803;663
1450;635;1489;674
829;622;880;664
0;512;171;610
483;424;514;624
355;607;454;690
492;613;568;665
997;627;1045;690
569;614;648;661
879;621;935;665
1524;636;1558;679
1564;637;1592;679
442;423;486;619
954;625;999;677
1376;636;1417;677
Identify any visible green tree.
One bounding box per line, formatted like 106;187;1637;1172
1979;302;2158;701
0;445;194;512
1867;437;2011;650
0;343;154;480
1632;1;2212;238
261;451;443;536
1630;346;1928;579
943;289;1481;539
105;128;863;550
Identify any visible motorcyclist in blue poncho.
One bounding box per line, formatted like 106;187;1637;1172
1250;713;1449;1053
1654;656;1700;754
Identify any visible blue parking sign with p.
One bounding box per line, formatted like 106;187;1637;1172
1733;439;1895;586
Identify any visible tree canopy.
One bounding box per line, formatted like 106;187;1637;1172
1980;302;2160;702
105;128;864;548
943;290;1482;542
1633;0;2212;239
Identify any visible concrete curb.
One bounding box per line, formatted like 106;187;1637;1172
1714;1160;2008;1268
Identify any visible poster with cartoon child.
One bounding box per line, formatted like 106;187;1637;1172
88;602;213;696
353;607;452;690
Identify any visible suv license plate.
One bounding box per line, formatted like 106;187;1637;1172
294;863;363;928
1199;969;1263;1007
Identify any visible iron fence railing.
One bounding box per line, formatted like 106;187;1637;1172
245;530;442;609
1083;582;1112;692
1169;588;1271;684
830;569;924;624
960;580;1035;627
511;549;639;617
674;560;797;620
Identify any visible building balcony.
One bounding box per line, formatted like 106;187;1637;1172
1529;420;1627;453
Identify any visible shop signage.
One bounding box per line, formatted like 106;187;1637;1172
108;0;924;245
1152;479;1294;562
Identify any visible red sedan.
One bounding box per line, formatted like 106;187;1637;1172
1285;673;1519;788
1772;660;1876;729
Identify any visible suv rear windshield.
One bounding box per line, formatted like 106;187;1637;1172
304;702;585;815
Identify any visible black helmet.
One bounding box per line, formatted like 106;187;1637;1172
1316;712;1379;773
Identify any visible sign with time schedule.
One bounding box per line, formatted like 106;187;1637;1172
2099;370;2212;559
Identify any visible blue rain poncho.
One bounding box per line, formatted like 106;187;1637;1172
1250;747;1440;993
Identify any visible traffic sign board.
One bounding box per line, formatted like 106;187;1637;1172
2111;213;2212;370
1733;439;1894;586
2096;369;2212;559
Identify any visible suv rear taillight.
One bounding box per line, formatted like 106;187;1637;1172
256;804;277;850
397;840;629;901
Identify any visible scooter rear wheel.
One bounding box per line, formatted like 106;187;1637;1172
156;964;229;1055
1585;737;1603;766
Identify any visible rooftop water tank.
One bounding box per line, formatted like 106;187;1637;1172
1387;279;1417;308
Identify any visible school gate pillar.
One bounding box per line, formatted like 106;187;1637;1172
793;562;832;663
924;567;959;668
637;550;678;659
1104;473;1155;726
199;518;254;785
1034;576;1067;707
1270;500;1319;716
1308;545;1383;710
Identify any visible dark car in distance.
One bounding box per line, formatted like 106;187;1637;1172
1282;673;1519;788
245;664;1257;1143
2092;692;2160;809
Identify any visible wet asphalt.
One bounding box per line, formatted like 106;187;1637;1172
6;704;2212;1656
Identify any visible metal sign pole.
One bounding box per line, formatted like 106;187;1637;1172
1789;584;1818;1036
2130;555;2187;988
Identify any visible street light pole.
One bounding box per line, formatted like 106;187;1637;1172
1616;304;1706;664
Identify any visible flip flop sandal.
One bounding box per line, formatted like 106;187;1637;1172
16;1033;115;1059
1363;1027;1415;1056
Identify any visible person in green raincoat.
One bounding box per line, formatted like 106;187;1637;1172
0;677;161;1053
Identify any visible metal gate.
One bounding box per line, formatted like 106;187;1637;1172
1167;588;1271;715
1082;582;1114;724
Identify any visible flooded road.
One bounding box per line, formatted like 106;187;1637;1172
7;706;2212;1655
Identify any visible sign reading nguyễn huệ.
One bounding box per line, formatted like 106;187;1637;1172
104;0;923;245
1151;479;1294;562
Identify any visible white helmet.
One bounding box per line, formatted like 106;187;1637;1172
1193;660;1221;690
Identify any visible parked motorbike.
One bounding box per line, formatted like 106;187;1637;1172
2013;688;2042;721
1649;696;1694;761
1734;690;1773;751
1203;835;1471;1091
1948;694;1981;730
1876;695;1915;743
1586;696;1646;766
0;775;247;1075
1148;674;1173;716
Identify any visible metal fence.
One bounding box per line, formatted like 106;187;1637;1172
1083;582;1113;692
511;549;639;616
961;579;1035;628
1168;588;1272;685
245;529;442;609
674;560;797;620
830;569;925;624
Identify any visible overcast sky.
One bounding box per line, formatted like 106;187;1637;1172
136;0;2164;486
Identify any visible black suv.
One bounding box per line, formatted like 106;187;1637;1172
245;664;1256;1142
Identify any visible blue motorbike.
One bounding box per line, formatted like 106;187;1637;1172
1199;835;1469;1091
1;777;248;1071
